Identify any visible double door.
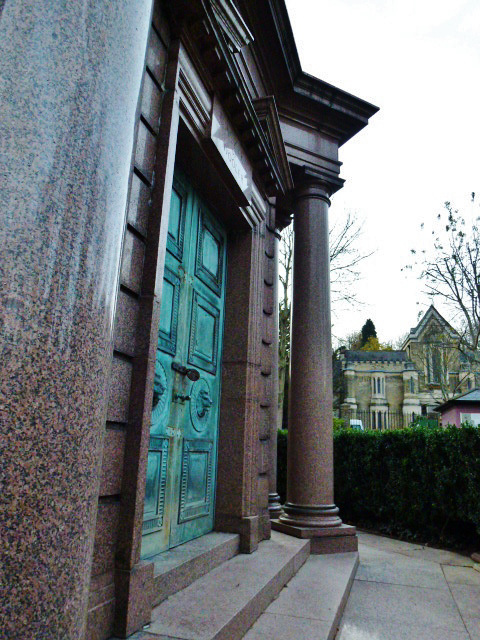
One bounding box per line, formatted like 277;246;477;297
142;172;227;558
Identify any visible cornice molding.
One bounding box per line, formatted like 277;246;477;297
210;0;253;52
292;73;379;146
265;0;379;146
178;45;212;136
265;0;301;85
176;0;291;197
253;96;293;191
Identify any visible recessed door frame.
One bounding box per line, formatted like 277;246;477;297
141;171;228;558
114;37;268;634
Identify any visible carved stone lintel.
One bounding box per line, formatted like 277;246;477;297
204;96;253;206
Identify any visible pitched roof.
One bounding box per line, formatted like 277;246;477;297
435;389;480;412
403;305;458;348
344;350;408;363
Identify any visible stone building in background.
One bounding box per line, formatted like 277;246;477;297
339;306;478;428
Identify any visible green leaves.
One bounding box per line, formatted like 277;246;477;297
332;426;480;548
277;426;480;548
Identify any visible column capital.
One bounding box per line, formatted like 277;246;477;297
292;167;345;205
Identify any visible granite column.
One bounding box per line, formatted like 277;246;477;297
0;1;153;636
273;176;357;553
268;228;283;518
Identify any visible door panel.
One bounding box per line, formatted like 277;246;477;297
167;182;187;260
195;208;225;295
178;439;214;523
143;437;169;533
188;292;220;374
142;171;226;558
158;268;181;354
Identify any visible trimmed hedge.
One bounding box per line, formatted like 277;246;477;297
277;426;480;548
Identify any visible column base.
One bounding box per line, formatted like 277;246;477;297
271;520;358;554
278;502;342;528
268;492;283;519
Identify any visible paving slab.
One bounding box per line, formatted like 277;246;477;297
356;531;425;557
463;616;480;640
450;584;480;619
358;530;474;566
443;564;480;587
356;544;448;590
337;617;470;640
342;580;466;631
337;532;478;640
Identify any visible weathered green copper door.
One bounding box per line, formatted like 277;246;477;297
142;171;227;558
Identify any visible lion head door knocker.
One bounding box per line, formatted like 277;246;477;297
197;389;213;417
151;358;169;425
190;378;213;433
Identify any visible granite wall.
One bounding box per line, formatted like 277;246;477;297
1;0;153;637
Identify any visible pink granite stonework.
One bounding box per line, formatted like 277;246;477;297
0;0;153;636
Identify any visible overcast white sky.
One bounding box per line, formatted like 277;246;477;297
285;0;480;346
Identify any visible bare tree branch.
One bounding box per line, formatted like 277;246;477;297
330;213;374;309
409;199;480;372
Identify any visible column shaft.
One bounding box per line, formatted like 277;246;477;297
273;177;358;552
280;180;340;527
268;229;283;517
0;1;152;637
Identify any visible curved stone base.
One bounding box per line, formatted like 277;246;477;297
278;502;342;528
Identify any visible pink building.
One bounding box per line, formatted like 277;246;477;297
436;390;480;427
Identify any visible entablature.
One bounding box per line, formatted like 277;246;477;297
167;0;291;198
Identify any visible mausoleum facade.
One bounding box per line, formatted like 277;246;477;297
1;1;378;637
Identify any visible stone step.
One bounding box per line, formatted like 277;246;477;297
150;532;240;607
244;551;359;640
135;531;310;640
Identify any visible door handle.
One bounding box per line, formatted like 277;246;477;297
171;362;200;381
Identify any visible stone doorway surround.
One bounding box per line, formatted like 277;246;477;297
110;19;286;635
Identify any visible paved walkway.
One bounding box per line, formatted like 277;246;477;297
337;531;480;640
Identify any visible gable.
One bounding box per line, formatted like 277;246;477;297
403;306;458;348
